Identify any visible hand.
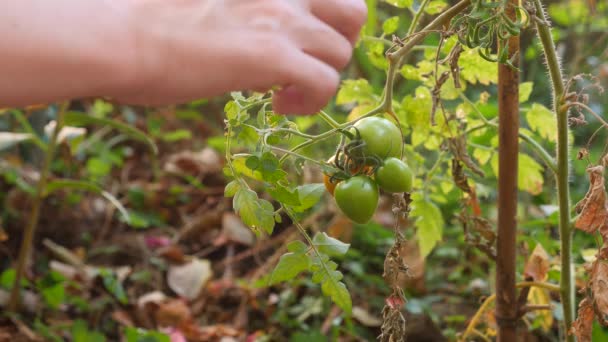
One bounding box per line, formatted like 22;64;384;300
114;0;367;114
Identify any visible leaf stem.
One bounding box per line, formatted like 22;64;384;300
533;0;574;338
8;101;69;311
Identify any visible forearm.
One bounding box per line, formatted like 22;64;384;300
0;0;135;107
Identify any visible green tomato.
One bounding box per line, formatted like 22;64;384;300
374;157;413;193
353;117;402;160
334;176;379;224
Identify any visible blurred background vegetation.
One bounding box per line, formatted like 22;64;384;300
0;0;606;340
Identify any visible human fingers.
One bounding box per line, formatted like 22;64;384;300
271;50;339;115
310;0;368;45
290;15;353;70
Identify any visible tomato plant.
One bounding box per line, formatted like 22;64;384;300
374;157;413;193
334;175;379;224
352;116;402;161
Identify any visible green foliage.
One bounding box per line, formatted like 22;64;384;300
410;195;444;258
124;327;170;342
99;268;128;305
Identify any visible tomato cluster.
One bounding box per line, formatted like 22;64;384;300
323;117;413;224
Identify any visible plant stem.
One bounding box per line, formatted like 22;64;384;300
495;0;520;339
8;102;69;311
408;0;432;35
381;0;470;113
533;0;575;338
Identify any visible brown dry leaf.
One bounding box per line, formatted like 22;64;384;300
155;299;192;328
591;253;608;320
570;298;594;342
524;244;550;281
575;165;608;235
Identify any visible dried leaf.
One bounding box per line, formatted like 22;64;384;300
168;258;213;300
524;244;550;282
448;136;485;178
591;255;608;320
570;298;594;342
575;165;608;235
155;299;192;327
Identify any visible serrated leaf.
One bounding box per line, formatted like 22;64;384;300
459;48;498;85
312;232;350;256
526;103;557;142
491;153;544;195
224;180;241;197
519;82;534;103
312;266;352;313
291;183;325;212
64;112;157;155
411;198;443;258
336;79;376;105
268;252;311;285
234;188;275;234
267;185;301;206
382;16;400;35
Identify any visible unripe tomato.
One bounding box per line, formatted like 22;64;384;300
334;176;379;224
353;117;402;160
374;157;414;193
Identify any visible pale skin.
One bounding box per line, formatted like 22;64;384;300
0;0;367;115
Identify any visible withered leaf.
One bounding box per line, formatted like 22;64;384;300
591;254;608;321
575;165;608;236
448;136;485;178
570;298;594;342
524;244;550;282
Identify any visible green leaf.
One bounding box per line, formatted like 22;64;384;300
384;0;413;8
290;183;325;212
64;111;158;155
519;82;534;103
459;48;498;85
124;327;170;342
526;103;557;142
233;188;275;234
424;0;447;14
312;232;350;257
311;257;352;314
72;320;106;342
382;16;400;35
491;153;544;195
287;240;309;253
224;180;241;197
99;269;128;305
161;129;192;142
336;79;376;105
41;283;65;309
267;184;301;206
411;197;444;258
268;252;311;285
